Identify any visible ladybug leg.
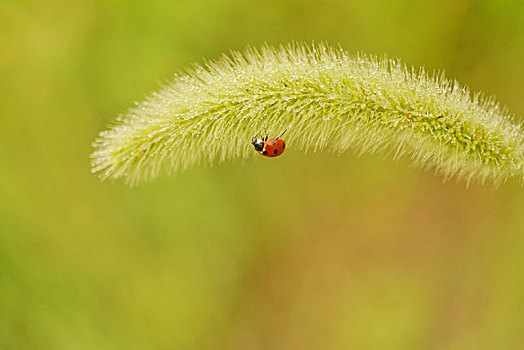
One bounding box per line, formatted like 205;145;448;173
259;127;268;142
276;128;287;140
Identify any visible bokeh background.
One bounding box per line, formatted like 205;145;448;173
1;0;524;348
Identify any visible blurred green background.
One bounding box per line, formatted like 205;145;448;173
1;0;524;348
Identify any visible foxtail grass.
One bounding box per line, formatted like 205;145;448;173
91;43;524;186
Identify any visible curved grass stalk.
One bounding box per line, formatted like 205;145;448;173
91;43;524;186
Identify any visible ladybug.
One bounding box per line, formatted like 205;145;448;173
251;129;287;157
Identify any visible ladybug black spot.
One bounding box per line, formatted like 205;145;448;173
263;151;268;155
274;149;278;155
283;143;285;148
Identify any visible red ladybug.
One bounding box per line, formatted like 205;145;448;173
251;129;286;157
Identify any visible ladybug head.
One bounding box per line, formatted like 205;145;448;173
251;137;265;152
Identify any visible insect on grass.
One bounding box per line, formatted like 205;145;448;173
91;43;524;187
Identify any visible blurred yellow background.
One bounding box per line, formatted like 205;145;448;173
1;0;524;348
